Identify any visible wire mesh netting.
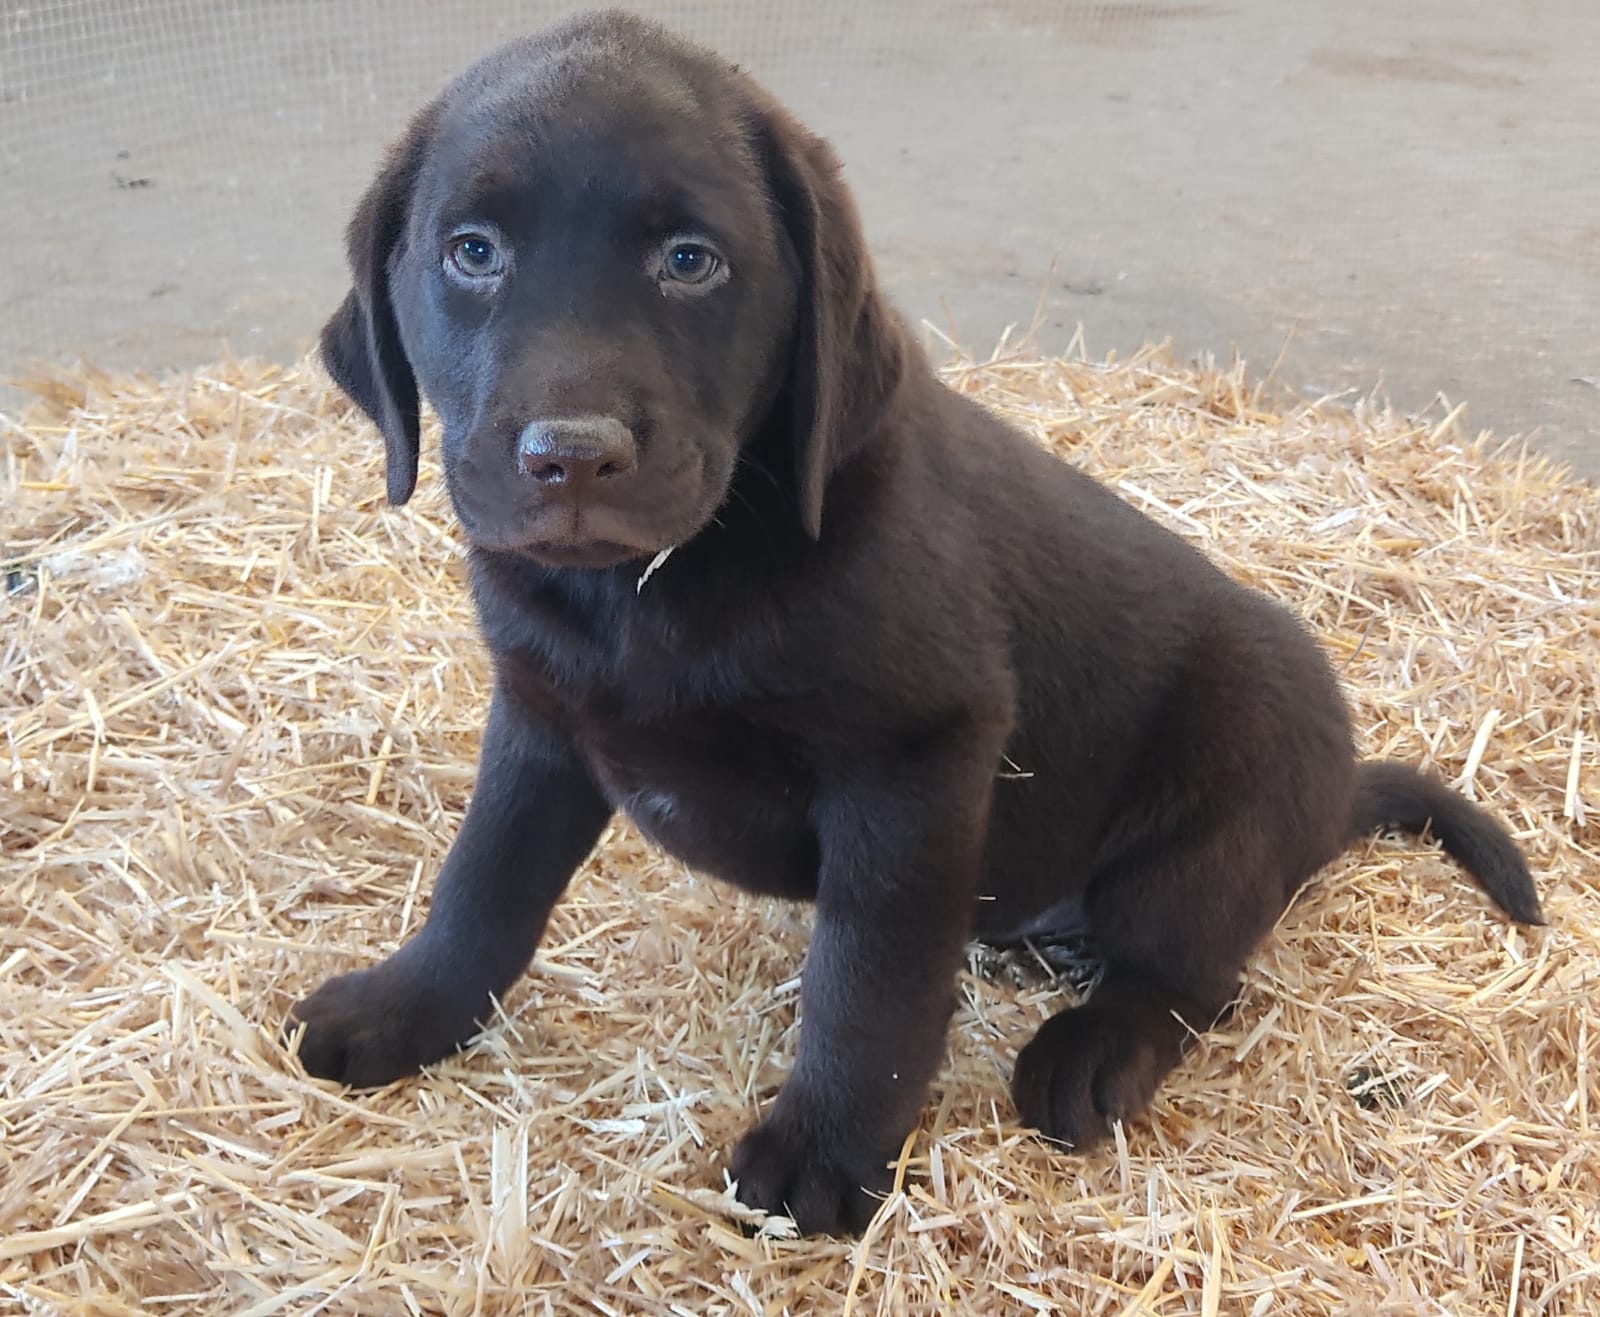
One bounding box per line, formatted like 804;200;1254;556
2;0;1597;469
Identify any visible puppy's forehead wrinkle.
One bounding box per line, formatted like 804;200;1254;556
426;66;762;236
426;117;767;253
451;65;703;143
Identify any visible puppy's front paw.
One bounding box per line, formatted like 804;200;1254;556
728;1101;895;1236
288;958;488;1088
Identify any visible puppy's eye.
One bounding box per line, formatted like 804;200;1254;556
448;233;504;280
662;242;720;285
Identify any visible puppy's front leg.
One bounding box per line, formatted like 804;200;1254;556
290;678;611;1087
730;759;991;1235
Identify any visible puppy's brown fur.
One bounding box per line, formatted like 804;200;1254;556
297;10;1541;1235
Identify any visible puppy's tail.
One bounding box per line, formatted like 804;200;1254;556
1352;761;1544;925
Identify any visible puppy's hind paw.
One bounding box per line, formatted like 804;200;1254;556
1011;988;1190;1150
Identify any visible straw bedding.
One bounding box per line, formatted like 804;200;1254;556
2;343;1596;1315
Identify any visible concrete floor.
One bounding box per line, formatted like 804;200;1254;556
2;0;1595;475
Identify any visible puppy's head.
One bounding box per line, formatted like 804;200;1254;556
323;9;905;568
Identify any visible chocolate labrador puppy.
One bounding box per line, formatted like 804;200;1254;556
295;9;1542;1234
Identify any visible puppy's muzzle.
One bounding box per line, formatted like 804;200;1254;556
517;415;638;496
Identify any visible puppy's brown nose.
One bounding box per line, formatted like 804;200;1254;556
516;416;637;490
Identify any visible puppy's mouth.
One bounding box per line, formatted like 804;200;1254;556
457;498;669;568
448;445;725;570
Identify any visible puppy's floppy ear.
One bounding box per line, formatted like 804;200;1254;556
321;105;439;507
755;99;907;539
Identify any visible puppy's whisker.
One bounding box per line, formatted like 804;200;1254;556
722;482;771;531
736;451;785;494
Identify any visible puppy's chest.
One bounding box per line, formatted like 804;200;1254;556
498;613;820;896
582;711;819;899
508;589;758;721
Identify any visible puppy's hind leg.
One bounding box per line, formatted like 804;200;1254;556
1010;827;1289;1150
